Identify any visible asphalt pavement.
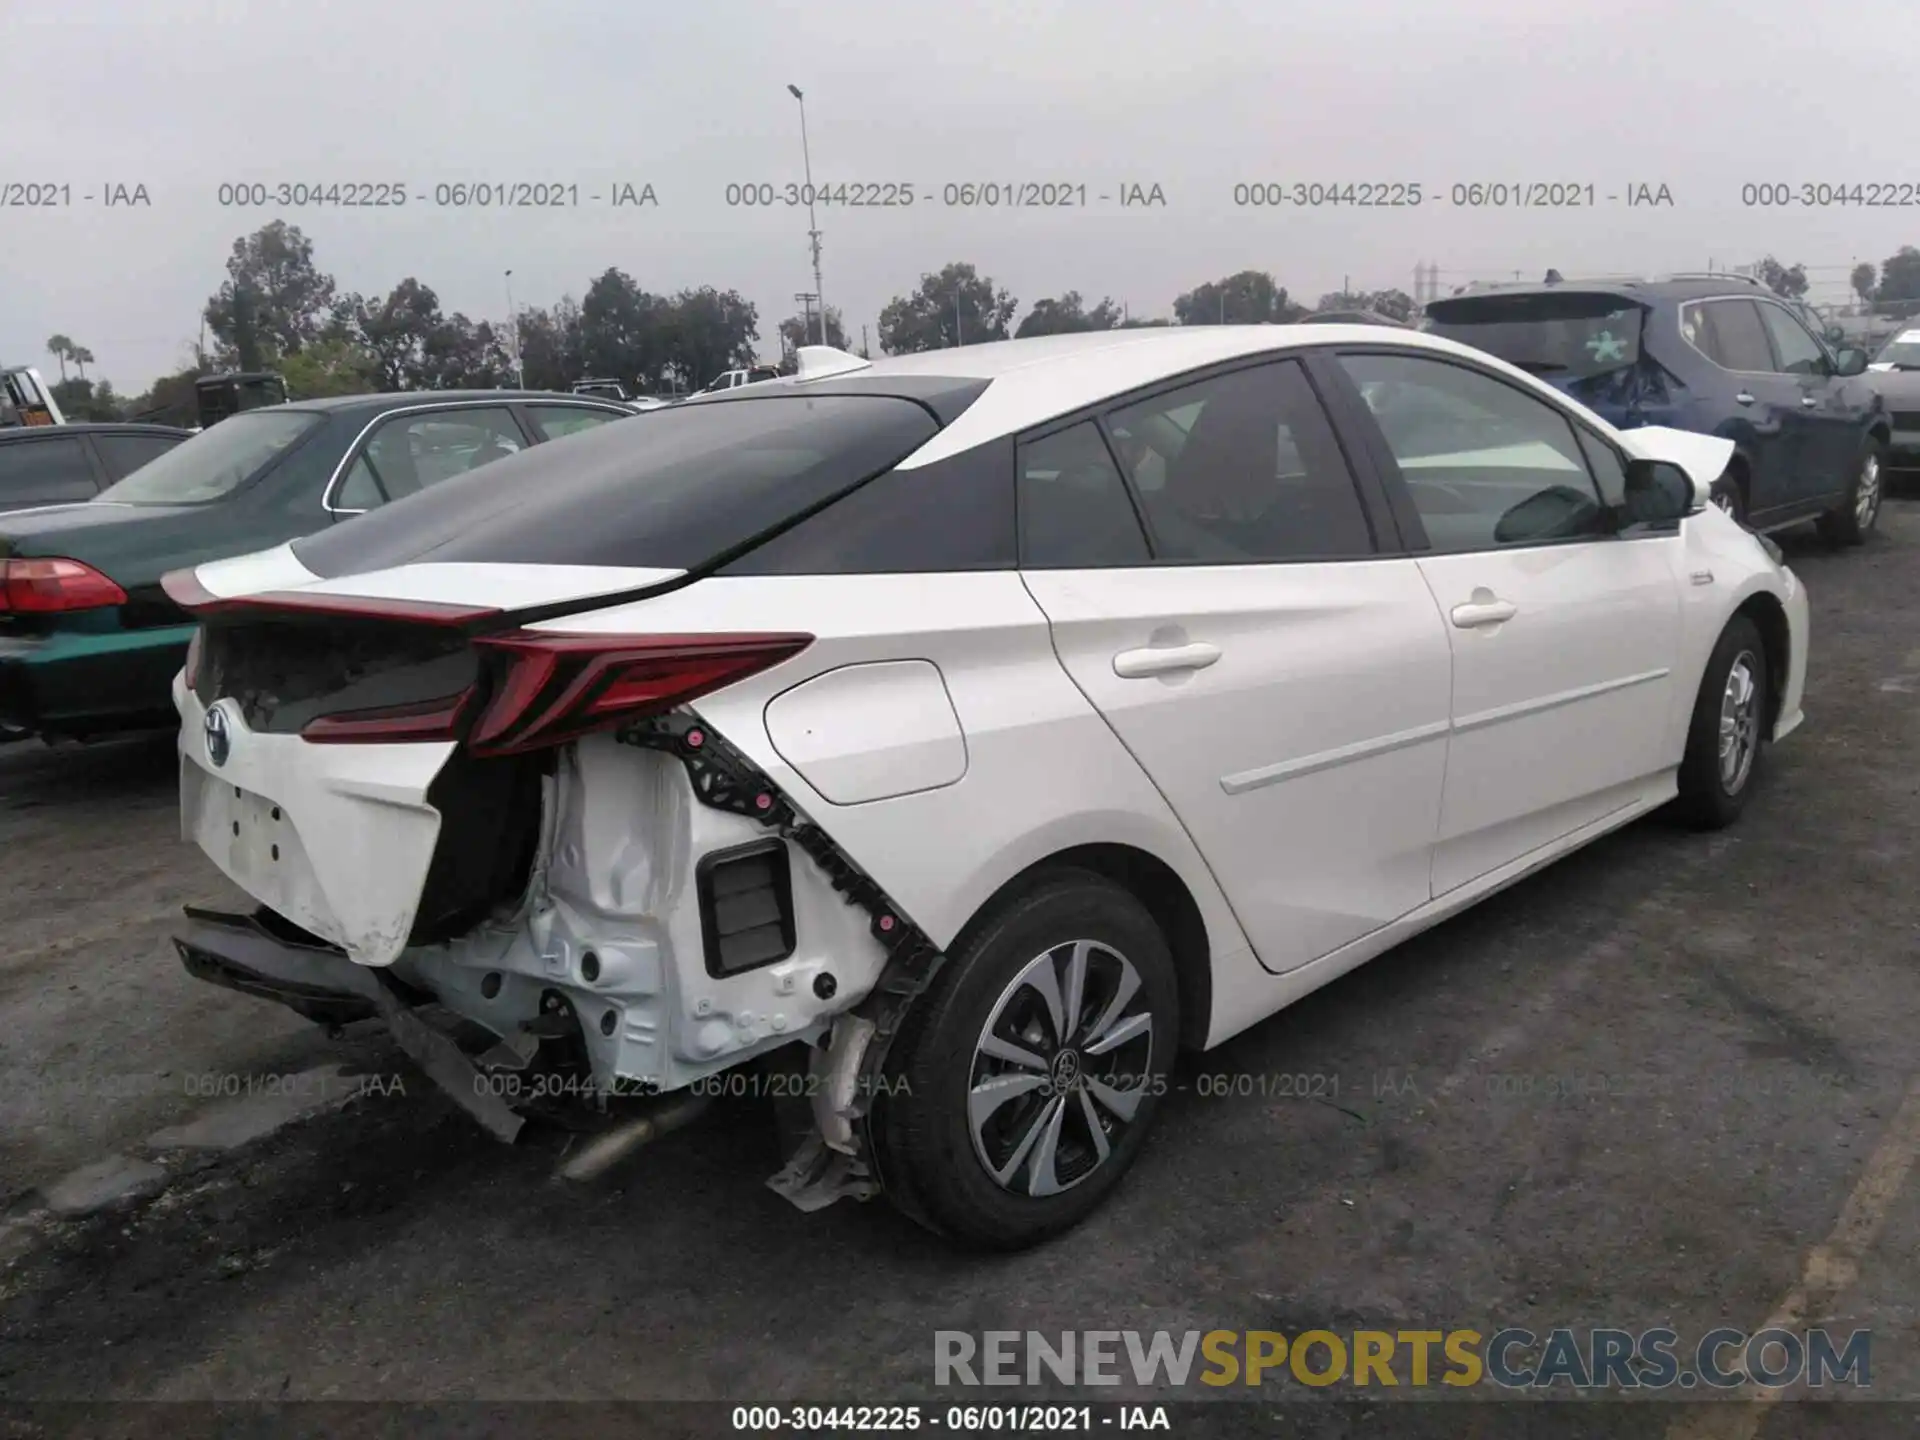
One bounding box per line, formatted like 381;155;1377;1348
1;508;1917;1437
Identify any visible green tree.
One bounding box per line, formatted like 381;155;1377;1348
278;337;377;398
1851;262;1878;305
1755;256;1809;299
44;334;73;382
660;287;761;390
1015;292;1124;338
579;268;666;390
779;306;849;359
1876;247;1920;306
878;262;1017;353
338;279;510;391
515;299;586;392
1173;271;1306;325
48;376;121;421
204;222;338;363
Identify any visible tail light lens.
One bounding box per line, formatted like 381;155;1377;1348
299;631;812;751
1;558;127;613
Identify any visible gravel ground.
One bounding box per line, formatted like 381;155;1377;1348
1;509;1917;1437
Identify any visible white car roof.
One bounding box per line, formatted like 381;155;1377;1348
869;325;1546;469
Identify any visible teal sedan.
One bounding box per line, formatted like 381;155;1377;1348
0;390;635;742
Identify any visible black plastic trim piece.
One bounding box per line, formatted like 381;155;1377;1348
696;837;797;978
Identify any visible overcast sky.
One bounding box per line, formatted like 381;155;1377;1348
5;0;1917;392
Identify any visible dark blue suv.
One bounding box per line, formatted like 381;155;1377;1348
1424;276;1888;544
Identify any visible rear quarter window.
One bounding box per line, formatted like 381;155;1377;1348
291;393;941;577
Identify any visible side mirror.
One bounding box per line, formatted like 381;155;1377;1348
1833;347;1869;378
1622;458;1700;522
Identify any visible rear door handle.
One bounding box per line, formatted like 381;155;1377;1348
1734;391;1756;405
1113;642;1221;678
1801;395;1820;408
1451;598;1518;629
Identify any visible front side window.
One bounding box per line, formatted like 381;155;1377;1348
1104;360;1374;563
1338;352;1607;553
94;410;321;505
1756;303;1828;377
1019;422;1149;568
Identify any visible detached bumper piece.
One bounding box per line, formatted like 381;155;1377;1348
173;906;524;1142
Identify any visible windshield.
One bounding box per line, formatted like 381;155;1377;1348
94;410;322;505
1873;334;1920;370
1424;293;1645;380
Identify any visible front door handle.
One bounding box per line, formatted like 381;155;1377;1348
1734;391;1756;405
1113;642;1221;678
1451;597;1518;629
1801;395;1820;408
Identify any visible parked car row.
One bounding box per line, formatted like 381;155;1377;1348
0;390;636;742
147;325;1806;1249
1422;274;1888;543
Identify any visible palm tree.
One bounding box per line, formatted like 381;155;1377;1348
45;334;73;382
71;346;94;381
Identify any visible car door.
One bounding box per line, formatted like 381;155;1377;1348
1329;349;1683;896
1679;298;1802;515
1754;298;1858;503
0;434;105;510
326;405;532;519
1018;357;1455;975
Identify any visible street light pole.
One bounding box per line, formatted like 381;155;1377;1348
787;84;827;346
504;269;524;387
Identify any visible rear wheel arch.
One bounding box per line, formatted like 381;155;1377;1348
944;842;1212;1051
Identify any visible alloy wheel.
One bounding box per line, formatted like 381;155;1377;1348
967;938;1155;1197
1856;453;1882;528
1718;650;1761;794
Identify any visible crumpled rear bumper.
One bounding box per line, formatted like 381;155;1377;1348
173;906;525;1142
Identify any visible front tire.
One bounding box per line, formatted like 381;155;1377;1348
869;870;1179;1250
1709;464;1749;526
1816;438;1884;546
1674;615;1769;830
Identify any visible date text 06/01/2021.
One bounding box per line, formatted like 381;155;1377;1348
720;182;1167;208
210;181;659;208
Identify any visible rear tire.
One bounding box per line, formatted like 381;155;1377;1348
1674;615;1769;830
868;870;1179;1250
1816;438;1884;546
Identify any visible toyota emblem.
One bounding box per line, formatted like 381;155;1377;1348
204;705;231;768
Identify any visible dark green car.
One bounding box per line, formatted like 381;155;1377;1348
0;390;637;742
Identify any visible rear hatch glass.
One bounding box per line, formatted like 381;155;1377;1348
1425;292;1647;380
291;393;940;579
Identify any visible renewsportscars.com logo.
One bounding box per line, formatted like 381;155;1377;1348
934;1328;1871;1391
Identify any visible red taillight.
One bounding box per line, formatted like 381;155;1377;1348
465;631;814;756
1;558;127;614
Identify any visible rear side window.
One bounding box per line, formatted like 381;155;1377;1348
1104;360;1373;563
725;438;1015;574
361;407;526;500
0;437;97;505
292;394;940;576
1018;423;1149;567
1424;293;1644;380
1683;300;1773;373
526;405;627;441
93;432;185;480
